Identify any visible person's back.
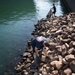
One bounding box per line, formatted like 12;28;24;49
32;36;47;50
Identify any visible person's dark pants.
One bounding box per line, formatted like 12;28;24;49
30;50;42;72
31;40;36;58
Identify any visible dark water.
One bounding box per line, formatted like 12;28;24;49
0;0;68;75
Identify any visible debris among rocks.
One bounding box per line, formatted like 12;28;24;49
15;12;75;75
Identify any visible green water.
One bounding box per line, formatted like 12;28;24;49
0;0;68;75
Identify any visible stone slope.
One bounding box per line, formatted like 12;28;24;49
15;12;75;75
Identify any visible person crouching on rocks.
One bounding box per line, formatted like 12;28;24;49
31;35;50;60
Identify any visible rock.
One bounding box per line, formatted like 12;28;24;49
65;54;75;62
72;41;75;46
41;55;46;62
15;64;24;72
58;55;62;61
61;38;71;43
53;20;58;23
55;30;63;34
64;68;72;75
24;63;31;69
22;52;31;57
51;28;57;32
62;58;67;64
72;73;75;75
72;24;75;27
16;12;75;75
52;70;58;75
22;70;28;75
22;58;27;62
43;64;47;68
69;60;75;73
68;48;74;54
26;58;31;63
50;60;62;70
39;67;43;73
42;68;47;75
46;66;50;72
65;43;69;49
49;42;57;50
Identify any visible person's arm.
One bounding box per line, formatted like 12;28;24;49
43;47;48;56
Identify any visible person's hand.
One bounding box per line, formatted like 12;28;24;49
35;47;39;55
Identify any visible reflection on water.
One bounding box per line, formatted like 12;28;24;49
0;0;68;75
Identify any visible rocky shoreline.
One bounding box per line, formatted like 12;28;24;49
15;12;75;75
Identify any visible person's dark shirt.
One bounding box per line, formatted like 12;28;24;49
53;6;56;13
31;36;47;50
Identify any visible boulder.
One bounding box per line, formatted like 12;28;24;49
69;60;75;73
50;60;62;70
64;68;72;75
65;54;75;62
52;70;58;75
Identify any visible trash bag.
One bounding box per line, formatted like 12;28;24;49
46;9;53;18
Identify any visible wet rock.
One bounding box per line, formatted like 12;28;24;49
15;64;25;72
22;52;31;57
24;63;31;69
